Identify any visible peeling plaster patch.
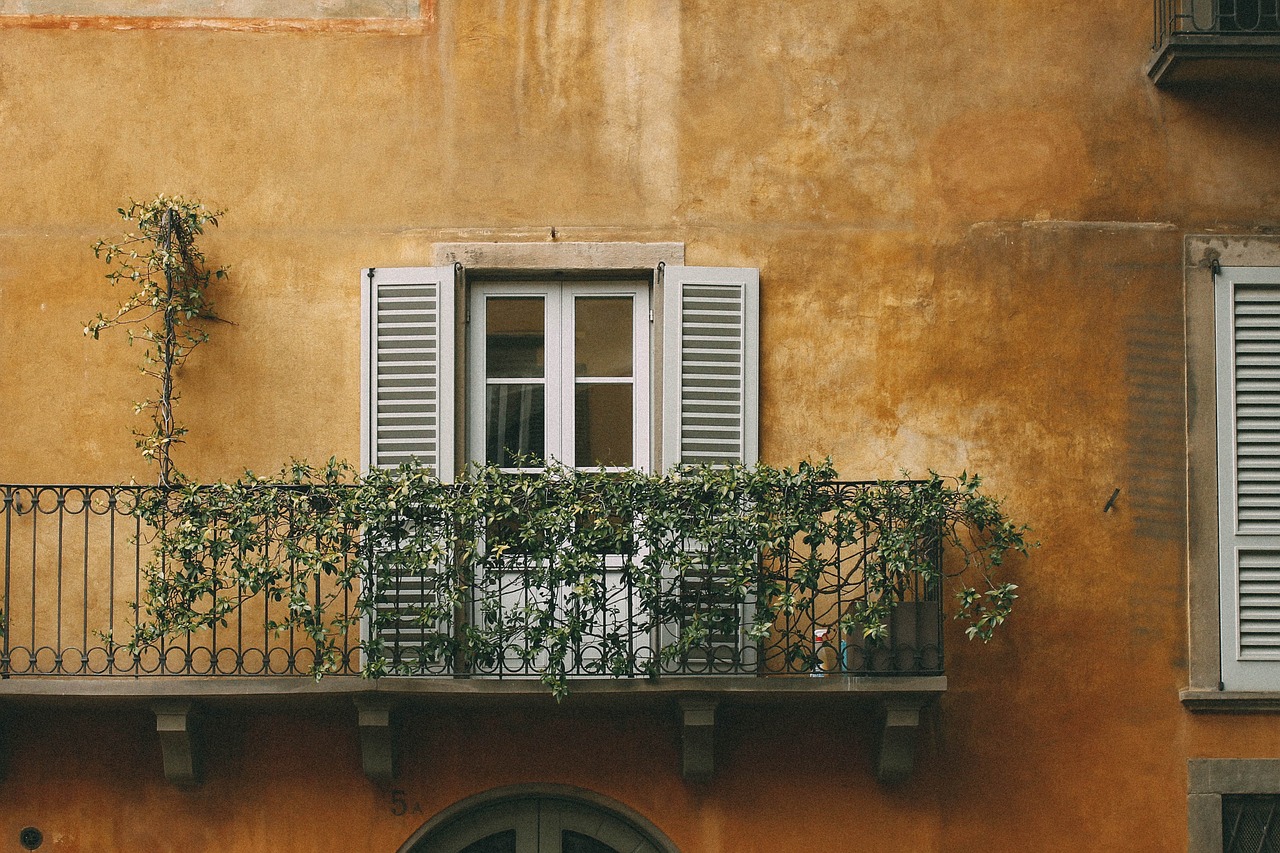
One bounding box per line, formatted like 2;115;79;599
0;0;420;16
843;394;1005;482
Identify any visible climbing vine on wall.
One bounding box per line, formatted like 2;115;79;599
86;195;226;485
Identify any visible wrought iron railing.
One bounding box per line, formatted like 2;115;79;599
0;483;943;680
1155;0;1280;48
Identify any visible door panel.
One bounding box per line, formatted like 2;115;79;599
420;801;538;853
409;795;664;853
459;831;517;853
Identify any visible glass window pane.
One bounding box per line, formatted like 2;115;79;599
487;297;544;378
575;297;632;377
487;384;545;466
1224;795;1280;853
575;383;632;467
562;831;621;853
459;830;517;853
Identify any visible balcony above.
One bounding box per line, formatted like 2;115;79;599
1149;0;1280;86
0;482;944;685
0;479;955;785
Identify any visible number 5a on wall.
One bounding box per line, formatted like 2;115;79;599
390;789;423;816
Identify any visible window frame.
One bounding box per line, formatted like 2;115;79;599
398;783;681;853
1184;235;1280;709
359;244;762;667
1188;759;1280;853
466;277;653;472
435;242;686;478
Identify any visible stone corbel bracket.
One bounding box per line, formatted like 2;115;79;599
355;695;396;784
678;692;932;785
677;697;717;782
876;696;931;784
152;700;199;787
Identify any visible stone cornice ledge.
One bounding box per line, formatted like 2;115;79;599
432;241;685;270
1181;687;1280;712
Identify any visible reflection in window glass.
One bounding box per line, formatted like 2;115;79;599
473;282;646;472
486;385;545;466
458;830;517;853
1223;795;1280;853
575;297;632;377
487;297;545;378
561;830;621;853
575;384;632;467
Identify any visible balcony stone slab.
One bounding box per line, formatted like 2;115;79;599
0;675;945;785
1148;34;1280;86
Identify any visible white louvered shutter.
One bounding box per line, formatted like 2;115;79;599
660;266;760;672
1217;267;1280;690
361;266;457;672
662;266;759;467
361;266;456;479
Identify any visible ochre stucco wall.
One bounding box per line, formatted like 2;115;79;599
0;703;943;853
2;1;1280;850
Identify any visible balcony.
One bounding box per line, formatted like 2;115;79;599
0;479;948;784
1149;0;1280;86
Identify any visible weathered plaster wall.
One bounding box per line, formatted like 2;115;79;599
1;0;1278;850
0;703;942;853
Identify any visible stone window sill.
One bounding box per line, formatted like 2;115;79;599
1181;688;1280;712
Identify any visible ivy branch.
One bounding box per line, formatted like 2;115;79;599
86;195;227;485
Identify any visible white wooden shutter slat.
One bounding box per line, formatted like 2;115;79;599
1218;267;1280;689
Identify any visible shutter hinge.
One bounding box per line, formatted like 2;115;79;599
1219;681;1225;692
649;308;654;323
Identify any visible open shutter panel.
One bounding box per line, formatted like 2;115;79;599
1217;268;1280;689
361;266;456;480
361;266;457;673
660;266;760;673
662;266;760;467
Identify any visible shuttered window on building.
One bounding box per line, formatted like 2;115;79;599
1216;267;1280;690
363;264;759;474
361;263;761;672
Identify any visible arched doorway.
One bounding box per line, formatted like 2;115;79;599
399;784;680;853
